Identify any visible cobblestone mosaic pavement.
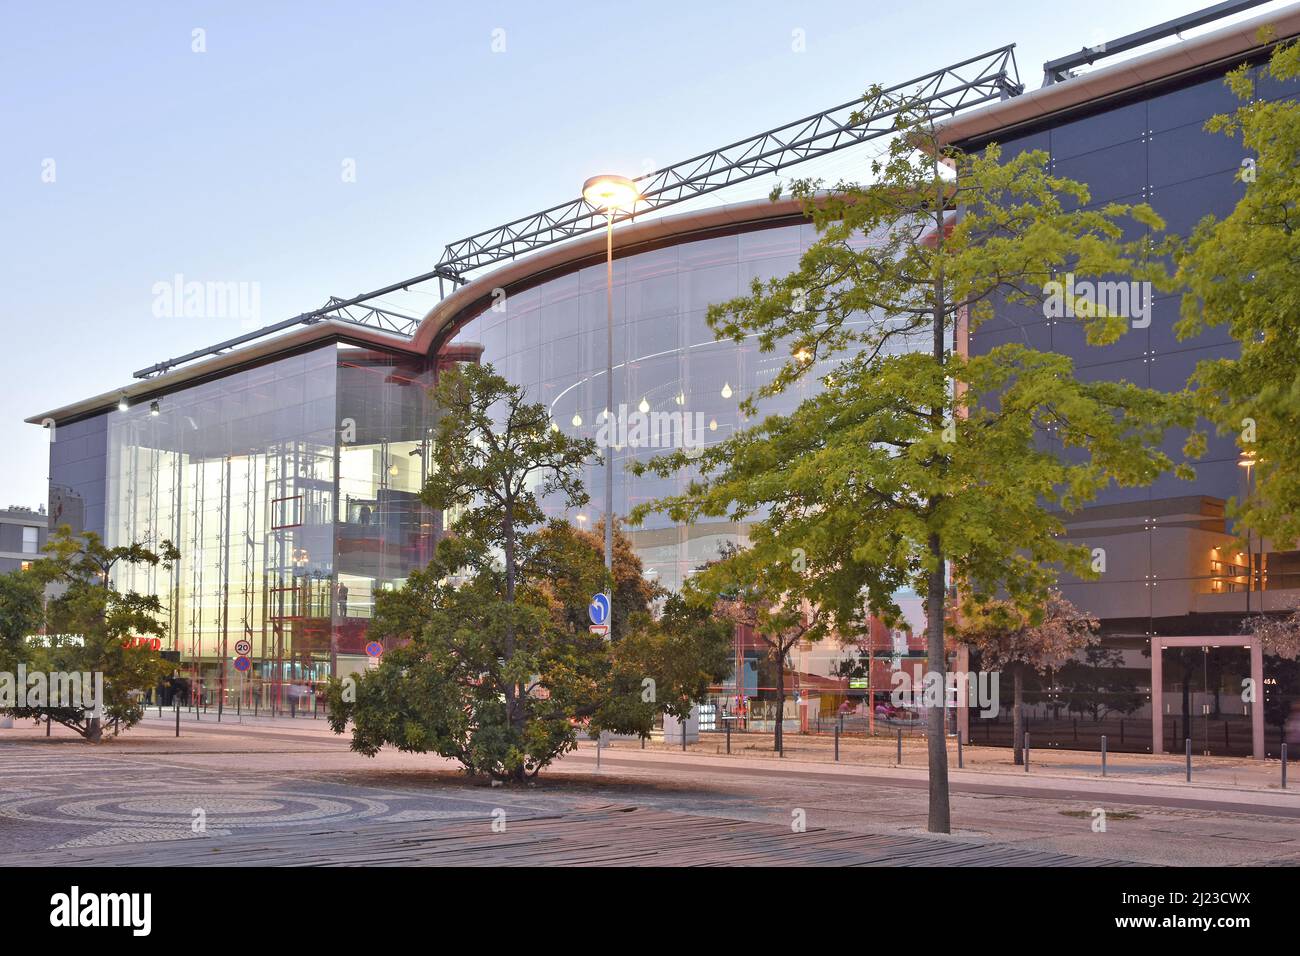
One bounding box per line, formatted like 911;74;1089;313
0;745;551;857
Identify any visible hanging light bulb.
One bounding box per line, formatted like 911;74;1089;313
117;393;129;412
149;400;161;417
709;418;718;432
551;422;559;433
571;413;582;427
721;382;733;399
675;391;685;406
638;396;650;414
388;464;399;477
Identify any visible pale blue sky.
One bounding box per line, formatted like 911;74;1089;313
1;0;1284;508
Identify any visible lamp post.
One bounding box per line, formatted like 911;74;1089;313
1238;452;1257;613
581;174;641;598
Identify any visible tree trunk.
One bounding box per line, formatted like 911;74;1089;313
1012;662;1024;765
773;646;785;754
924;144;951;835
925;539;951;834
85;717;102;742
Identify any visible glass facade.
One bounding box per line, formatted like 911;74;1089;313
967;59;1300;756
73;342;435;712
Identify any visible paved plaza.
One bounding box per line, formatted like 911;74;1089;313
0;716;1297;866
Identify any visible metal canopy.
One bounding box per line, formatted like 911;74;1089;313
435;44;1022;276
135;45;1022;379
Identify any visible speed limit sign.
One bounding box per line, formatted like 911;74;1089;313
234;639;252;657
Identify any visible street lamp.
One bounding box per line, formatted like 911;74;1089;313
1238;452;1258;613
582;173;641;596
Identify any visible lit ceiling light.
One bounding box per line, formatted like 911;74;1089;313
551;422;559;432
709;418;717;431
796;348;812;363
388;464;399;477
720;382;733;399
675;392;685;406
582;174;641;212
638;397;650;414
572;413;582;427
117;393;129;412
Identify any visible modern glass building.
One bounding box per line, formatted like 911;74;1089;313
29;197;904;717
28;3;1300;747
940;2;1300;758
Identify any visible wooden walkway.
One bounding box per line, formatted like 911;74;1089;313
7;805;1131;867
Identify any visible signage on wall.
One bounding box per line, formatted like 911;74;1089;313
122;636;162;651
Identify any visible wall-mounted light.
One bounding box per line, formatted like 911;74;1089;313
149;400;160;417
117;394;129;412
571;413;582;427
720;382;733;399
638;397;650;414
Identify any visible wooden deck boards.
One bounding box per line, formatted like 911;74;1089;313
3;804;1131;867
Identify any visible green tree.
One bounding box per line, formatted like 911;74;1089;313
325;363;730;779
2;527;177;740
632;96;1191;831
1175;37;1300;546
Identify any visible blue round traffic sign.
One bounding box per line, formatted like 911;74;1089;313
588;593;610;626
233;656;251;672
365;641;383;658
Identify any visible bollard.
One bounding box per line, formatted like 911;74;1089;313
726;722;731;755
46;715;52;737
957;733;963;769
896;729;902;765
1185;737;1192;782
1283;743;1289;790
834;725;840;762
682;723;687;751
641;733;645;750
1101;734;1108;777
314;694;318;719
218;695;222;723
1025;732;1031;772
175;704;180;738
596;733;600;769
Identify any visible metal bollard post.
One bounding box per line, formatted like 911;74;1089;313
1101;735;1107;777
834;725;840;762
1185;737;1192;782
896;728;902;765
682;723;687;751
957;733;963;769
1283;743;1289;790
1025;732;1031;772
596;733;600;769
175;704;180;738
46;715;52;737
726;722;731;755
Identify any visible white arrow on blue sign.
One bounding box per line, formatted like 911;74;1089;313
588;592;610;626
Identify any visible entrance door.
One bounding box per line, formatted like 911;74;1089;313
1160;645;1252;756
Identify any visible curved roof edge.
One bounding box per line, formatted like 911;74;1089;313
937;2;1300;147
26;320;419;426
411;194;810;354
28;196;811;427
